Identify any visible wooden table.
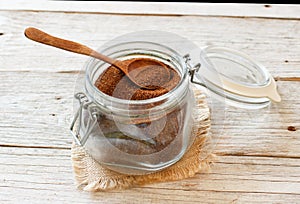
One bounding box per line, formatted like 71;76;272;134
1;1;300;203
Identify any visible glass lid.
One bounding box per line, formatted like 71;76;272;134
193;46;281;109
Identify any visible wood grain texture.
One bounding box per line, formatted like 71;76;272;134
0;71;299;156
1;1;300;19
1;146;300;203
0;2;300;203
0;11;300;78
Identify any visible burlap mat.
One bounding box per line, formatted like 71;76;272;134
71;89;215;192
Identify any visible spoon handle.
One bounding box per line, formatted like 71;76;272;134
24;27;116;65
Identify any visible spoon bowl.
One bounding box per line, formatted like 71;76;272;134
121;58;171;89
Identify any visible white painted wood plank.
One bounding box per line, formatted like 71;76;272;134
0;11;299;77
1;147;299;203
0;1;300;19
0;71;299;157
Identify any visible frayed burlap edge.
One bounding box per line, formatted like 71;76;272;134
71;89;216;192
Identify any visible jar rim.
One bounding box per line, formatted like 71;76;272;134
84;41;189;106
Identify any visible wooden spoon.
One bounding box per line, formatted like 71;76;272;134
24;27;170;89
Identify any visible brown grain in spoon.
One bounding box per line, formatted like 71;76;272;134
24;27;170;89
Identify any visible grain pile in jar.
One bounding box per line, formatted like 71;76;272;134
94;57;186;155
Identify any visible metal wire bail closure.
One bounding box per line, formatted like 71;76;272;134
184;54;204;87
70;92;100;146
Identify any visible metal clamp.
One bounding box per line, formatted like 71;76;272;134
70;92;98;146
184;54;206;87
80;104;102;146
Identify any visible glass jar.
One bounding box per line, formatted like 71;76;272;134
70;30;280;175
71;41;197;175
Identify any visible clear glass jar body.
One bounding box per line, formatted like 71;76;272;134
78;42;196;175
